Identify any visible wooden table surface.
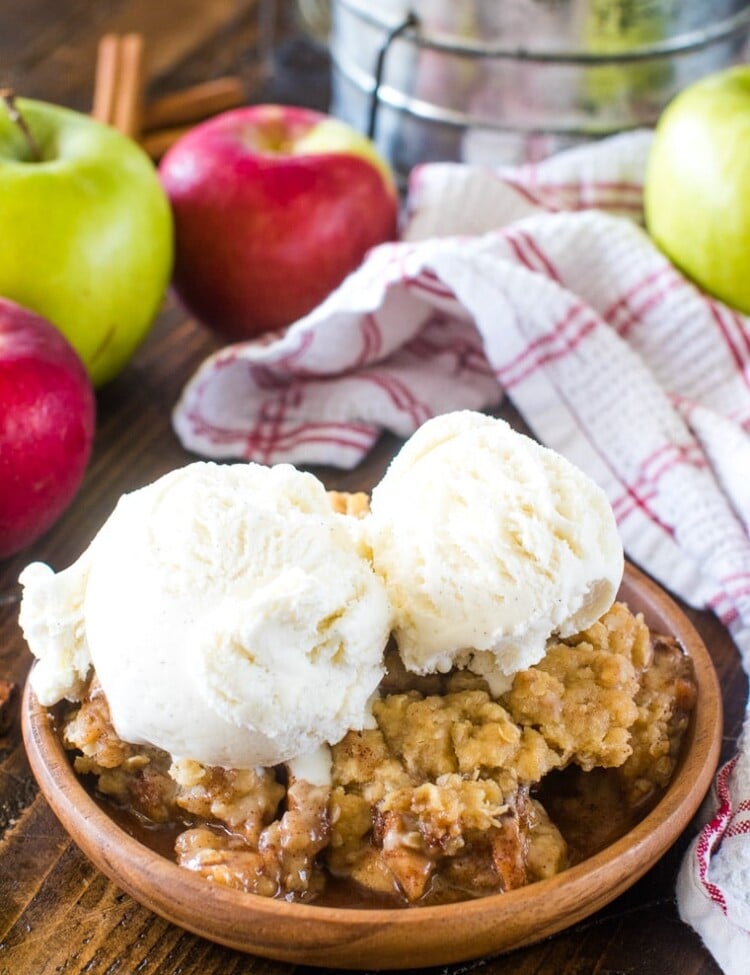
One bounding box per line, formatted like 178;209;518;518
0;2;745;973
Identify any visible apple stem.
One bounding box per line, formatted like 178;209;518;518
0;88;42;162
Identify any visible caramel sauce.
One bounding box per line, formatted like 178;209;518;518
63;625;693;910
84;761;664;910
536;766;658;864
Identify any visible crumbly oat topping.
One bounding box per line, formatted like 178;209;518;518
61;601;696;907
503;601;651;771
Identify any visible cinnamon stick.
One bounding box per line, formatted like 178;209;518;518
141;76;245;133
91;32;144;139
91;33;120;126
140;123;194;161
112;33;144;138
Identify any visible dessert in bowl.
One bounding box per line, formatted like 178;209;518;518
20;412;721;968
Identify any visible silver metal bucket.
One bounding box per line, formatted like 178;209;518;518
328;0;750;175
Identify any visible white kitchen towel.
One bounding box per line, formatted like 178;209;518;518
173;129;750;973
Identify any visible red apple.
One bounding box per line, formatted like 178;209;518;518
159;104;398;342
0;297;95;559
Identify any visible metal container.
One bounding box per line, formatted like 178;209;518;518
328;0;750;175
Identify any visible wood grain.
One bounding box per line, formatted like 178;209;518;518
0;0;268;111
0;2;741;973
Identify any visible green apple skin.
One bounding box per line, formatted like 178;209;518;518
0;99;173;386
645;66;750;315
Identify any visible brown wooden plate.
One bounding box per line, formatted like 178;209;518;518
22;562;722;970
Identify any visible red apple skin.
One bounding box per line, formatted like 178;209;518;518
0;298;96;559
159;105;398;342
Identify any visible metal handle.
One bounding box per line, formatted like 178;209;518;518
367;10;420;141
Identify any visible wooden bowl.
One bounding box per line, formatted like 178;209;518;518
22;563;722;970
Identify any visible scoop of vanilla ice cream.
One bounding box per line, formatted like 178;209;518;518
18;554;92;706
368;411;623;687
19;462;391;768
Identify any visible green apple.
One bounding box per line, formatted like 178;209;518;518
644;66;750;314
0;97;173;386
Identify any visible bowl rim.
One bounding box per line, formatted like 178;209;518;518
21;561;723;969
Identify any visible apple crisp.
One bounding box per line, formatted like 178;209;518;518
61;598;696;907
